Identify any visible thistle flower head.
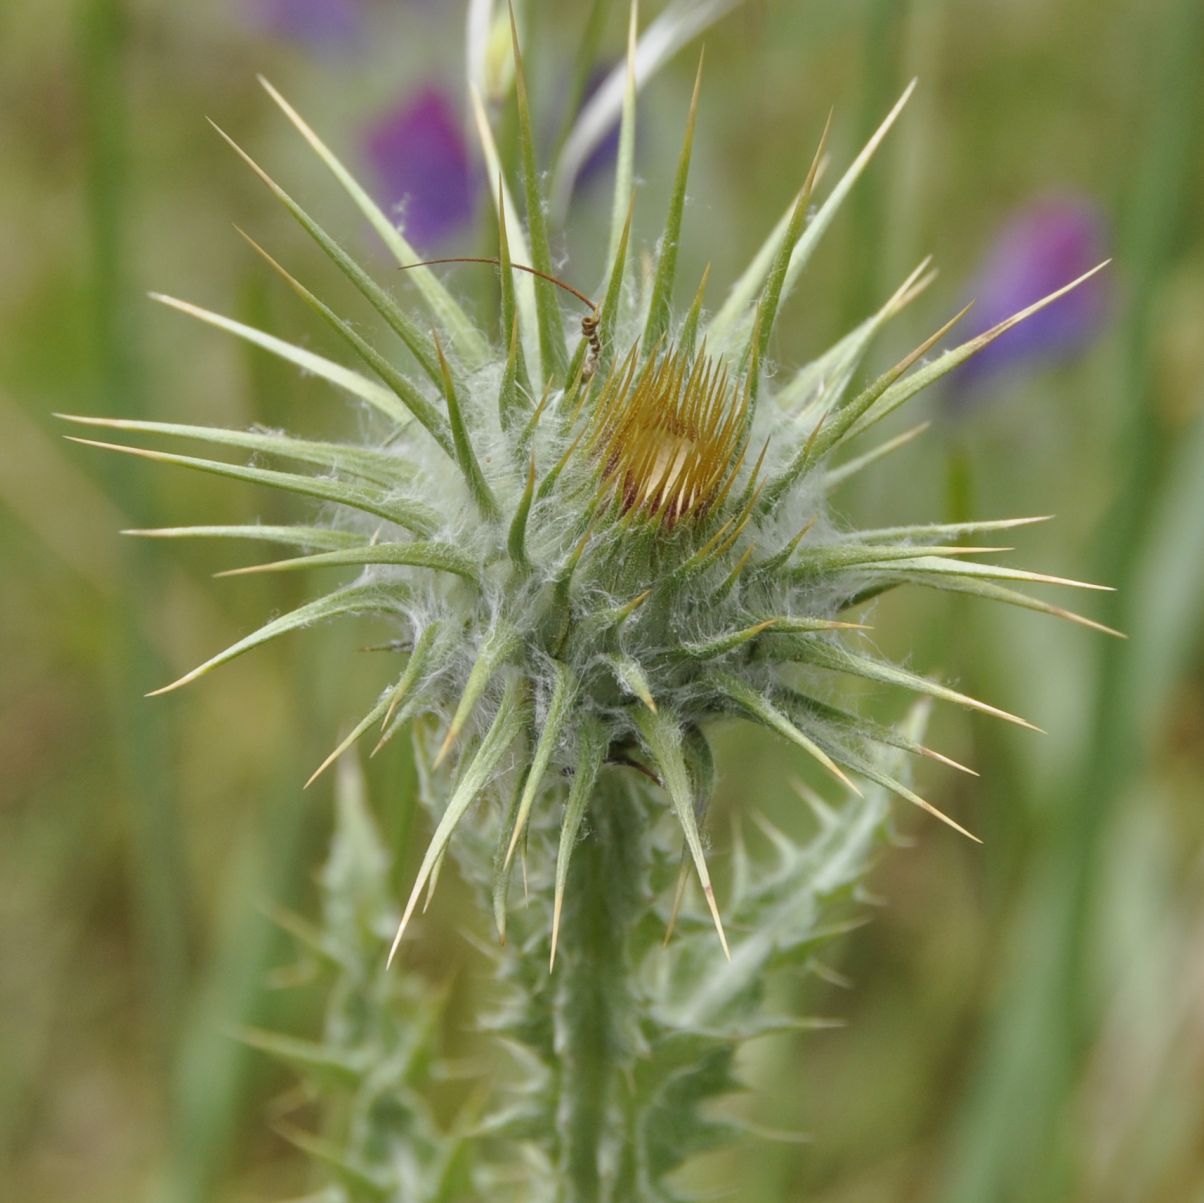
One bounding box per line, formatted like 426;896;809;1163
66;8;1113;969
589;341;749;525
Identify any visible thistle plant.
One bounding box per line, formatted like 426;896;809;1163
66;5;1113;1198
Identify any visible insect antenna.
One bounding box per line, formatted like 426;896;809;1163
402;256;603;380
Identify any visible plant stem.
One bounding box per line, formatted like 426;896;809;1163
556;776;643;1203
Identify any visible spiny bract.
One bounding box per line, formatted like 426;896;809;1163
65;16;1111;969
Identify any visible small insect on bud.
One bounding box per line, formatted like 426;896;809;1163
399;255;602;382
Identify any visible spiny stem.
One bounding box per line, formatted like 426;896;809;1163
555;774;642;1202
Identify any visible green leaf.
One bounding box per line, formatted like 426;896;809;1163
65;436;438;534
747;115;828;377
306;622;441;787
595;196;635;383
496;188;533;415
469;84;541;380
846;261;1110;441
503;660;577;867
774;258;933;418
678;263;711;362
890;572;1123;637
498;314;528;436
603;653;657;712
847;515;1051;542
258;76;489;370
59;412;413;488
435;624;524;767
124;524;364;552
215;539;479;584
607;1;639;268
389;674;528;964
151;293;415;425
209;120;444;388
633;705;730;958
273;1122;390;1197
509;4;569;383
786;542;1005;578
507;456;537;568
708;669;859;794
239;231;455;456
434;335;499;520
708;81;915;351
767;304;970;503
677;620;779;661
642;51;703;353
880;555;1111;593
146;583;402;696
790;638;1041;731
234;1026;365;1086
824;422;929;489
550;0;741;218
765;80;917;318
829;742;980;842
779;688;975;777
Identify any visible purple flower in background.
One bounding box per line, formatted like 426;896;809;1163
248;0;363;49
948;196;1110;404
359;69;618;257
363;86;478;252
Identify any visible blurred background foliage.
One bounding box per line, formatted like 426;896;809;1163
2;0;1202;1200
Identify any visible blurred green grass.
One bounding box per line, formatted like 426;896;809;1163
1;1;1202;1200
